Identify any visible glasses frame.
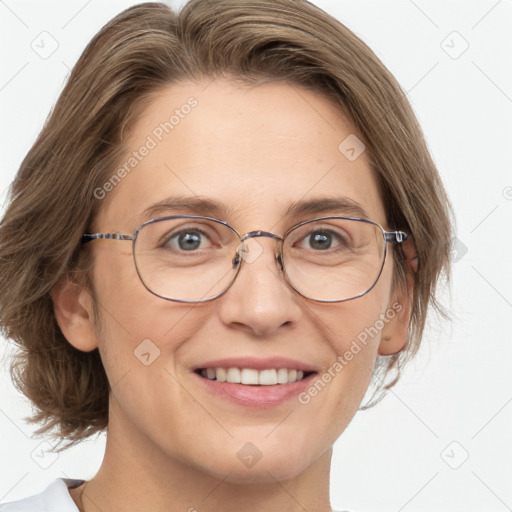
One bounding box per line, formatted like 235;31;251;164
81;214;408;304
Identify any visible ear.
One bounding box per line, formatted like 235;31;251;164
378;236;418;355
51;276;99;352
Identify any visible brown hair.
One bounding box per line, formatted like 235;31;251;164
0;0;453;450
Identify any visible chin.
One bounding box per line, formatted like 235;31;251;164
212;462;309;485
194;445;320;485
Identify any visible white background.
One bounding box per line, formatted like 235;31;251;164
1;1;511;511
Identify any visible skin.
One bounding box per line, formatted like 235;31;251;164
53;79;413;512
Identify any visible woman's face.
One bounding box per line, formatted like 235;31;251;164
75;79;405;483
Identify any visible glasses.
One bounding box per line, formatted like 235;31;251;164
81;215;408;303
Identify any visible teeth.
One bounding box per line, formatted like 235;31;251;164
200;367;309;385
259;369;277;385
216;367;227;382
276;368;288;384
227;367;241;384
241;368;259;385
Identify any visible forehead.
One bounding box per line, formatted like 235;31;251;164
95;79;386;230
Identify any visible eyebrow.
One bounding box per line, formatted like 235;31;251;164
142;195;370;222
143;196;235;220
284;197;370;220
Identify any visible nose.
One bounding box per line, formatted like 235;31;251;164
217;235;302;337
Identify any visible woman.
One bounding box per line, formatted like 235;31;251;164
0;0;452;511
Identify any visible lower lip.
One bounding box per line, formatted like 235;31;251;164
194;372;316;407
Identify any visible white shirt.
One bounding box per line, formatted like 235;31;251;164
0;478;350;511
0;478;83;511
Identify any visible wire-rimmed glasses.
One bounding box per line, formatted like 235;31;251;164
81;215;408;303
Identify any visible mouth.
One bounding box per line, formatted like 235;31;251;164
195;367;315;385
192;358;318;407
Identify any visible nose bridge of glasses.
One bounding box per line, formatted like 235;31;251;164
236;230;284;267
240;230;283;242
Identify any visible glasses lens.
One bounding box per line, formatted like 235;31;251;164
282;218;385;302
134;217;241;302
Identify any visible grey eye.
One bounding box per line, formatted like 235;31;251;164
177;231;203;251
308;231;334;250
163;229;212;251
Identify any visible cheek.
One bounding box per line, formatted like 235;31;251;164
89;251;209;383
89;256;216;454
313;253;395;357
301;259;395;415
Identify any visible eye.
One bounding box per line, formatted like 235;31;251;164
298;229;348;251
162;227;216;252
306;230;335;250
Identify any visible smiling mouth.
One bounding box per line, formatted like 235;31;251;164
195;367;316;385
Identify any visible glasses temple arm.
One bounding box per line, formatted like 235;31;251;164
81;233;134;244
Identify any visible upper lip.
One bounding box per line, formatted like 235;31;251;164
194;357;318;373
